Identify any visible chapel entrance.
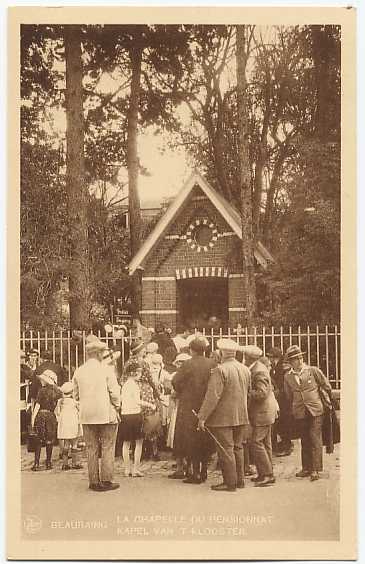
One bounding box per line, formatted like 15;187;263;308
177;277;228;330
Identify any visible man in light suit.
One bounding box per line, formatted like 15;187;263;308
243;345;279;488
284;345;332;481
73;338;121;492
197;338;251;492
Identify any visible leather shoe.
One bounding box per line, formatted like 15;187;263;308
183;476;201;484
89;483;108;492
275;449;292;457
310;472;320;481
244;467;256;476
255;476;275;487
101;481;120;490
211;483;236;492
168;471;185;479
251;475;265;483
200;470;208;482
296;470;311;478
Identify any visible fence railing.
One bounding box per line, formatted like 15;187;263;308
20;325;341;389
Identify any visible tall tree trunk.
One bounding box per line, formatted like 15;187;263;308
127;37;143;315
311;26;331;140
213;93;234;203
64;25;90;330
252;105;270;236
262;147;287;245
236;25;257;325
253;154;264;236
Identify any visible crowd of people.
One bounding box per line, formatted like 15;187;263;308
20;323;339;493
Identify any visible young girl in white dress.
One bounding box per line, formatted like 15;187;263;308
55;381;82;470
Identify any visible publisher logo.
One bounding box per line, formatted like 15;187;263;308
23;514;42;535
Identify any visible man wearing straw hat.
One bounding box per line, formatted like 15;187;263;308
197;338;251;492
284;345;332;481
73;338;121;492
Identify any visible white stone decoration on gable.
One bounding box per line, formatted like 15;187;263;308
185;218;218;252
128;170;274;275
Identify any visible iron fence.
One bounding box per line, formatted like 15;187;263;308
20;325;341;389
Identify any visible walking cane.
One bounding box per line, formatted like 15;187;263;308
191;410;231;461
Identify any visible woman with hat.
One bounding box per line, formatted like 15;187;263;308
139;362;162;461
123;340;161;401
31;369;63;471
166;353;191;476
122;340;162;460
55;381;83;471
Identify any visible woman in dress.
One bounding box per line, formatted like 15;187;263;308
120;360;156;477
31;369;63;471
121;341;161;459
138;361;161;461
167;353;192;479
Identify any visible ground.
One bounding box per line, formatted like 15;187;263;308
21;441;340;542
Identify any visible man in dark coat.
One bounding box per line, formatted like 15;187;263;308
27;349;41;406
152;323;177;362
197;338;251;492
267;347;293;456
244;346;279;488
172;336;215;484
284;345;332;481
20;350;32;441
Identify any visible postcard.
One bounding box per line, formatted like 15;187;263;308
7;5;356;561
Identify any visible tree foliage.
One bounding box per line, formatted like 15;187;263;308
171;24;341;324
20;23;341;327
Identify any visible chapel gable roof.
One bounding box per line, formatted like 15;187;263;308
128;170;274;274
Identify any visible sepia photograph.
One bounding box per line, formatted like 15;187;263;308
7;5;357;561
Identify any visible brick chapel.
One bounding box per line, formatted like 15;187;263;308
128;171;274;331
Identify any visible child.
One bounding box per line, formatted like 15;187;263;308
55;381;83;470
31;369;62;471
120;360;156;477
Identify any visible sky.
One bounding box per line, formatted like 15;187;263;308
43;105;192;206
45;57;194;206
131;128;192;205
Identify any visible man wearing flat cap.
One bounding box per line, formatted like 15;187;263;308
243;345;278;487
197;338;251;492
73;338;121;492
284;345;332;481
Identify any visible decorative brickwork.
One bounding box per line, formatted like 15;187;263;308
140;186;245;330
129;173;273;331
